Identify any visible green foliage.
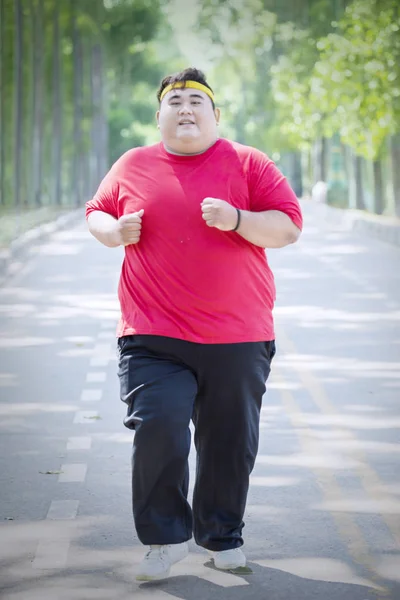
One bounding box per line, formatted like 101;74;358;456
270;30;323;150
311;0;400;159
270;0;400;159
0;0;169;214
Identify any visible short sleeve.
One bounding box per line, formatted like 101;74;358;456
85;168;119;219
248;150;303;230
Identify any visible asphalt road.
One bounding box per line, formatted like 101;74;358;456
0;200;399;600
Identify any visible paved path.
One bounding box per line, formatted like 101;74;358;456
0;202;399;599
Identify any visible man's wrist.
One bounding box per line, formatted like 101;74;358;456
231;208;241;232
109;222;122;247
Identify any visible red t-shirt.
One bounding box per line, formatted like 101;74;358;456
85;138;302;343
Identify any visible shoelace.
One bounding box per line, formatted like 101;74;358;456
145;546;167;559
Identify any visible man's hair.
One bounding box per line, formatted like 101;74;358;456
156;67;215;108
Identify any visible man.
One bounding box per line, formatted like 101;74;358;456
86;67;302;581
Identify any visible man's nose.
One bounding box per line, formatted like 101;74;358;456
179;102;193;114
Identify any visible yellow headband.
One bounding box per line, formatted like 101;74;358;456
160;80;215;103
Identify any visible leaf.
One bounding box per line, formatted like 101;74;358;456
39;470;63;475
85;415;102;420
204;559;253;575
228;566;253;574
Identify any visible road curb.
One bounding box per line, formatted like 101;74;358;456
304;200;400;247
0;208;84;281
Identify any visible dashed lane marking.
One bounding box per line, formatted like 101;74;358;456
80;389;103;402
97;331;115;340
90;357;109;367
93;343;112;355
47;500;79;520
86;371;107;383
73;410;99;423
67;436;92;450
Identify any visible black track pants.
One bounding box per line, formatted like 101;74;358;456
117;334;275;551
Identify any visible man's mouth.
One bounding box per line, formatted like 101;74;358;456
179;120;195;125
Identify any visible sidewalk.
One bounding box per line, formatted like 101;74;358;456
303;198;400;246
0;207;84;281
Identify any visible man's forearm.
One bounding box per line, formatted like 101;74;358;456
237;209;301;248
87;211;120;248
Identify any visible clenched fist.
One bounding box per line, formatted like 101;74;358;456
201;198;238;231
116;209;144;246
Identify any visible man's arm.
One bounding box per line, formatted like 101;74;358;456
87;211;120;247
200;198;301;248
235;209;301;248
87;209;144;248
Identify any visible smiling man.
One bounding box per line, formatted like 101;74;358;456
85;67;302;581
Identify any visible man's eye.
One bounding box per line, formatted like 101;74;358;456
170;102;180;106
191;101;201;105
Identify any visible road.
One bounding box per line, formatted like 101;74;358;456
0;200;399;600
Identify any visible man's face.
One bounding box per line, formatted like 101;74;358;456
156;87;220;155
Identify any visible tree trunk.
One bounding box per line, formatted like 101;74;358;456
301;148;312;196
320;137;327;181
31;0;44;207
313;137;328;183
354;154;365;211
81;38;91;201
0;0;5;205
52;0;62;205
290;152;303;197
71;0;83;207
99;44;109;176
91;42;108;187
390;134;400;217
13;0;23;209
373;159;385;214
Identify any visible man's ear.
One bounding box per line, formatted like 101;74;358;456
156;110;160;128
214;107;221;124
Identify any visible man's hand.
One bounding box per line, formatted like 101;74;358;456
201;198;238;231
116;209;144;246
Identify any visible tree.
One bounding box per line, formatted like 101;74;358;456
0;0;167;217
310;0;400;212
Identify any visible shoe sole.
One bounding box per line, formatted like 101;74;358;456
208;549;246;571
135;549;189;581
136;567;171;582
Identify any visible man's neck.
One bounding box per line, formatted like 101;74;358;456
163;138;218;156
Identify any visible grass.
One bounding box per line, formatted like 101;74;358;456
0;206;72;249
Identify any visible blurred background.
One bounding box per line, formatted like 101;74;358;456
0;0;399;246
1;4;400;597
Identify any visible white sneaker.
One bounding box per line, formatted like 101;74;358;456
212;547;246;570
136;542;189;581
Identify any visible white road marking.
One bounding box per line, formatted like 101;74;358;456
80;389;103;402
67;436;92;450
97;331;115;340
73;410;99;423
89;342;114;367
86;371;106;383
47;500;79;520
93;343;112;355
58;463;87;483
90;357;109;367
101;320;116;329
